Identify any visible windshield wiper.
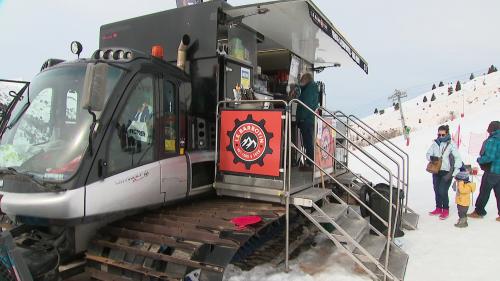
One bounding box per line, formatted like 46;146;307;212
0;79;30;135
6;101;30;130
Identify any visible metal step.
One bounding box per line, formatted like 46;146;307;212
311;203;348;223
367;244;409;281
335;171;359;186
332;216;369;246
292;187;331;207
348;205;362;216
402;212;420;230
353;234;387;263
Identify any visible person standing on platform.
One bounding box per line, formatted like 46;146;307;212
296;73;319;171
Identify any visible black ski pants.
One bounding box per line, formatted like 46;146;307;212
474;172;500;216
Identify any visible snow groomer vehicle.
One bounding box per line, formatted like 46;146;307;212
0;1;418;280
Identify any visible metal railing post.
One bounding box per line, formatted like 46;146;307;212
285;103;291;272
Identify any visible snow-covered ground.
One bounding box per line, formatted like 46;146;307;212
226;81;499;281
350;100;500;281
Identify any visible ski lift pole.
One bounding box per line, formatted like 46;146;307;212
389;89;409;142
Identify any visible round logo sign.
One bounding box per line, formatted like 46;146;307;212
227;114;273;169
233;123;267;162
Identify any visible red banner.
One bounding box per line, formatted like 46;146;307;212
219;110;283;177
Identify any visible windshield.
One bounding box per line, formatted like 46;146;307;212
0;63;123;182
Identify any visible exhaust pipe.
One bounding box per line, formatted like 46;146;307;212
177;34;191;71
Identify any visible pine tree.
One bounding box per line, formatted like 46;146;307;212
488;65;497;74
431;93;436;101
470;73;475;80
379;109;385;115
423;96;428;102
374;108;378;114
448;86;453;95
455;80;462;91
432;84;436;90
439;81;444;87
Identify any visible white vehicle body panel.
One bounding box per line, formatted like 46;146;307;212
85;161;161;217
1;188;85;219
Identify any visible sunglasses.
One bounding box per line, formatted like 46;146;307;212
438;133;447;137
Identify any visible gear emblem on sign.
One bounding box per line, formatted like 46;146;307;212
226;114;274;169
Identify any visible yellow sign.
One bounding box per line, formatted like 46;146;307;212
241;67;251;89
165;139;176;152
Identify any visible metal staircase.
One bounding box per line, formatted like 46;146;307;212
286;99;411;280
291;188;408;281
330;110;420;230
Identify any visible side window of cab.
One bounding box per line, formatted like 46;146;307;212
107;75;156;174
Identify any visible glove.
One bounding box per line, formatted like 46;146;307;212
430;156;439;162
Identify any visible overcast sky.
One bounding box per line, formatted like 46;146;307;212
1;0;498;116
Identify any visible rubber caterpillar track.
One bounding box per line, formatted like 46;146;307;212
85;197;300;281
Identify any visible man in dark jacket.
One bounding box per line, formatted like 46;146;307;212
469;121;500;221
296;73;319;170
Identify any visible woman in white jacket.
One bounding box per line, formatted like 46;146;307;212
426;125;462;220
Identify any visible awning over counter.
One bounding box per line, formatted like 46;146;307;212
225;0;368;74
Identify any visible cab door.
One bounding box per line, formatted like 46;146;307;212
85;73;162;217
159;78;188;201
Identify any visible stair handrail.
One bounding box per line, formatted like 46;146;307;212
338;111;409;194
301;143;389;229
347;114;411;213
325;108;404;190
327;108;408;235
333;110;407;190
288;99;397;278
343;113;419;222
315;142;395;211
335;141;392;187
326;109;406;202
334;140;417;217
319;107;403;239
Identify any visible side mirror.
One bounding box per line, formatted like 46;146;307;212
82;63;108;112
